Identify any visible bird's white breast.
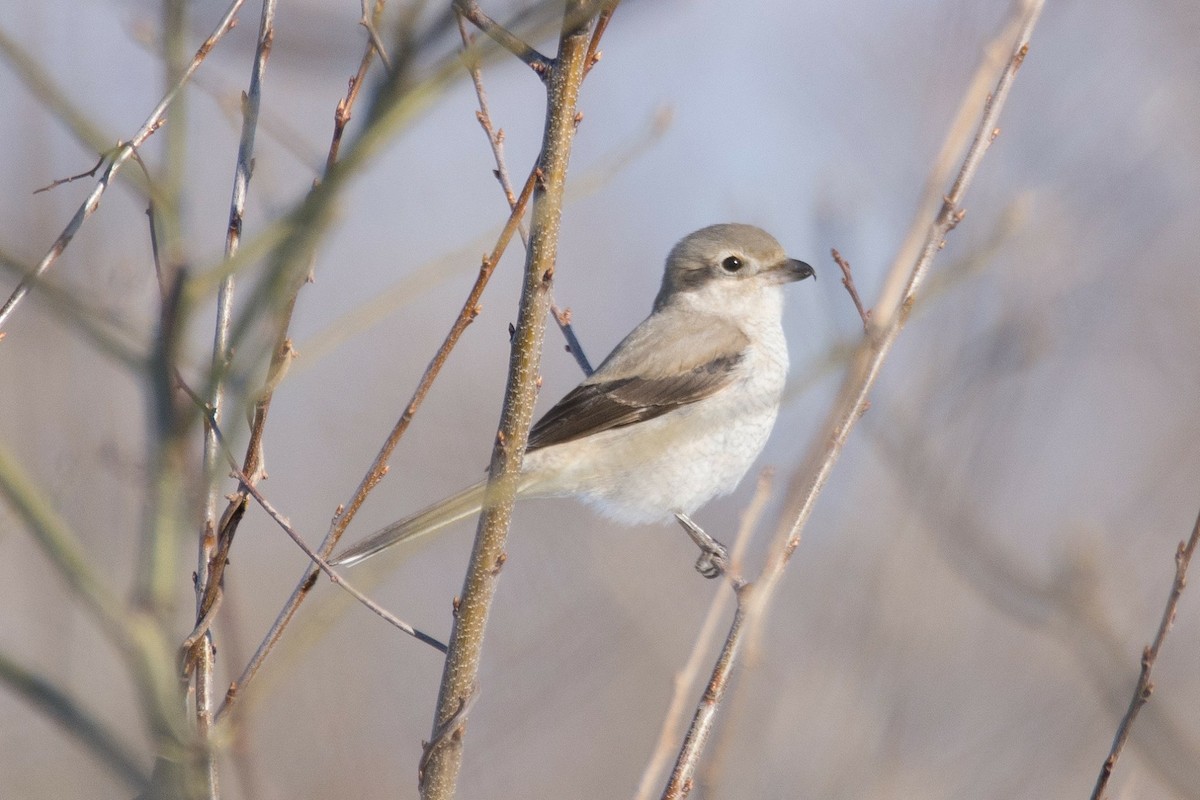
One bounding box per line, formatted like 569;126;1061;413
522;318;789;524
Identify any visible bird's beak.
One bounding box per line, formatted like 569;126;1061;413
776;258;815;283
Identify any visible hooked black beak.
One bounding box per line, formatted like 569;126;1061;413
786;258;815;282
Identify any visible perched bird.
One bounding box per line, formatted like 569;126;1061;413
332;224;814;574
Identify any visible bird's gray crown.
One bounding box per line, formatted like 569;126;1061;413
654;223;790;310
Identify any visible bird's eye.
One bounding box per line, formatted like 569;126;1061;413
721;255;744;273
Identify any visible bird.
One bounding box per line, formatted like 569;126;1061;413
331;223;814;575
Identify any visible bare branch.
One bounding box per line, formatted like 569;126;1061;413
454;0;552;76
456;10;594;374
831;247;870;331
360;0;394;73
31;152;108;195
1090;506;1200;799
233;465;448;653
419;4;596;797
216;165;539;724
635;470;772;800
660;3;1046;795
583;0;619;75
0;0;245;333
187;3;277;795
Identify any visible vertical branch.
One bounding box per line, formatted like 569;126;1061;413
191;1;278;797
418;4;595;798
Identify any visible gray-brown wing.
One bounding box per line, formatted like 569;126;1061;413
526;352;745;451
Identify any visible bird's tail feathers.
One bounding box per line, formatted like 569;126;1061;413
330;480;487;567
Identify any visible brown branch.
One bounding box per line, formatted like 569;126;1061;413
831;247;870;331
583;0;618;75
205;0;391;724
0;0;245;333
418;4;595;797
659;3;1046;796
634;469;772;800
215;165;538;724
31;152;108;195
359;0;394;73
233;465;448;653
188;5;277;795
1090;506;1200;800
455;8;595;375
453;0;551;76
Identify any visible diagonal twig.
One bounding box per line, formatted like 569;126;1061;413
634;469;773;800
661;3;1046;796
215;164;539;724
0;0;245;333
453;0;551;76
455;6;601;374
1089;506;1200;800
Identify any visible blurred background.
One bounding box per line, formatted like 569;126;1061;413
1;0;1198;797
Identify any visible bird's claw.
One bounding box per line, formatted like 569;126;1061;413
694;540;728;579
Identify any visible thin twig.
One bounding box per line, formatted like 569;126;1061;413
660;3;1045;796
190;399;448;652
360;0;394;73
203;0;391;726
233;464;448;653
831;247;870;331
583;0;618;75
551;305;593;375
32;152;108;195
419;6;596;798
1090;506;1200;800
0;0;245;333
767;0;1043;589
634;470;773;800
216;165;539;724
189;4;277;794
453;0;551;76
0;648;149;790
455;9;595;374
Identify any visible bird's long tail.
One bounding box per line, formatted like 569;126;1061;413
330;480;488;567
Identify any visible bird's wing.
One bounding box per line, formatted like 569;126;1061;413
527;314;749;451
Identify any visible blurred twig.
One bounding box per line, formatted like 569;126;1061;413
634;469;773;800
0;649;148;791
660;2;1046;796
454;3;611;375
454;0;552;75
831;248;870;331
419;4;597;798
1090;507;1200;800
0;0;245;333
0;26;127;179
216;165;539;725
189;2;278;796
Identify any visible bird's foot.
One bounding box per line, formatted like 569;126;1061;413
675;512;728;579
